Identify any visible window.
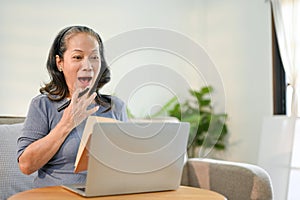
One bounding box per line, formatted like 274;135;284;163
272;12;286;115
271;1;300;199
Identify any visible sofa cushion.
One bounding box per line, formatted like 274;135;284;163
183;158;273;200
0;123;36;200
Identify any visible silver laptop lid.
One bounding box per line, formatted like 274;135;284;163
85;121;190;197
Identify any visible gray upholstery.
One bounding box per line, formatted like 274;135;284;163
181;158;273;200
0;117;25;125
0;122;36;200
0;117;273;200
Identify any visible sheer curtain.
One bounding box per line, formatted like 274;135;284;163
271;0;300;117
259;1;300;199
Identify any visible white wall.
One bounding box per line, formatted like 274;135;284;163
203;0;273;163
0;0;272;164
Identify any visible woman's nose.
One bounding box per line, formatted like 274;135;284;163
82;59;93;71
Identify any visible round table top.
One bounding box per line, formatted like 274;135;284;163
8;186;227;200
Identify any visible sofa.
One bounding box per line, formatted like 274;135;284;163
0;116;273;200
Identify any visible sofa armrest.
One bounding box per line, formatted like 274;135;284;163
181;158;273;200
0;123;36;200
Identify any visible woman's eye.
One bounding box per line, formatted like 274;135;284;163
91;55;99;60
73;55;82;60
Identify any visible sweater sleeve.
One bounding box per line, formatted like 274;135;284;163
16;95;50;161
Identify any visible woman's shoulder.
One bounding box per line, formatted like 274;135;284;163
101;95;127;121
31;94;63;103
110;95;124;103
30;94;62;110
109;95;126;108
31;94;51;103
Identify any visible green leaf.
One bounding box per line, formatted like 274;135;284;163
201;86;213;94
150;96;178;118
200;99;211;106
126;107;135;119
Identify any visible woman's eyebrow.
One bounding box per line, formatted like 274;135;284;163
72;49;99;52
91;49;99;53
70;48;99;54
72;49;84;52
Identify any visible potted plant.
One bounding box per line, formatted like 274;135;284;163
151;86;228;158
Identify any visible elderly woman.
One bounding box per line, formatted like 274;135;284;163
17;25;127;187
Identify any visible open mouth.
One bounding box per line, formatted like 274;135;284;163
78;77;93;87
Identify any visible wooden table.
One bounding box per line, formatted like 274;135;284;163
8;186;227;200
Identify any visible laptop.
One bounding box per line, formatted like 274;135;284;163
63;118;190;197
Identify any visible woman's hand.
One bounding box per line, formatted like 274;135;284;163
60;87;100;132
18;88;99;175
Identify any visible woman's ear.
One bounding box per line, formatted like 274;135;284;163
56;55;63;72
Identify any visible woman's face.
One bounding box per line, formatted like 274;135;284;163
56;33;101;97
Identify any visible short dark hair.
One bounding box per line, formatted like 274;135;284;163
40;25;111;107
